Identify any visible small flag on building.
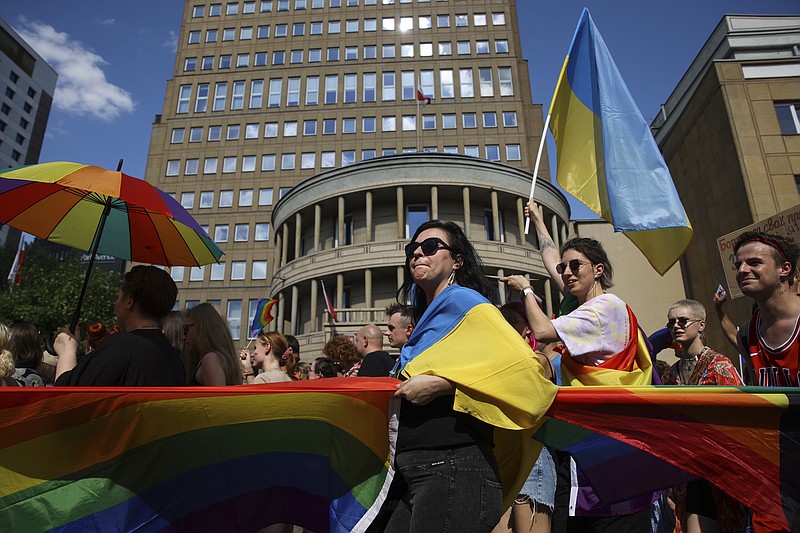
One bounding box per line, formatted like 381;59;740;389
250;298;278;337
320;280;337;322
416;86;431;105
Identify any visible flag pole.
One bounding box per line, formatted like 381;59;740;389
416;75;421;152
525;56;569;234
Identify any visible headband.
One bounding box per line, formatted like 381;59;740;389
749;236;789;263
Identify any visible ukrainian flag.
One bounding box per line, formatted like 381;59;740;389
550;9;692;275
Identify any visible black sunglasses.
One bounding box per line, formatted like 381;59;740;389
666;317;700;329
555;259;589;275
405;237;452;258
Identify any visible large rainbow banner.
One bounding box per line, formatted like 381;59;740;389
0;379;398;533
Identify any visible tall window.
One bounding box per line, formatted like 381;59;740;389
498;67;514;96
382;72;395;101
479;68;494;97
484;209;505;242
459;69;474;98
401;72;415;101
287;77;301;106
334;214;354;246
324;75;338;104
177;85;191;113
250;80;263;108
227;300;242;340
213;82;228;111
440;70;454;99
776;102;800;135
344;74;357;103
268;79;282;107
306;76;320;105
405;205;430;239
363;73;376;102
231;81;245;110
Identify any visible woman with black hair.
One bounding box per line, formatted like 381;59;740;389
384;220;557;533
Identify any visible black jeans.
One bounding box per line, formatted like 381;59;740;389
385;444;502;532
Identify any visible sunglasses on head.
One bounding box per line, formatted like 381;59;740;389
666;317;700;329
405;237;452;259
555;259;589;275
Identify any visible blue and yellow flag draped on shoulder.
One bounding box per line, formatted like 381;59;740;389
549;9;692;275
394;285;559;507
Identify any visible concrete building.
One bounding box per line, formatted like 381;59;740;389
0;18;57;249
145;0;572;349
651;14;800;351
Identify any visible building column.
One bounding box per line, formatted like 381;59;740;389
281;224;289;267
314;204;321;252
290;285;299;335
491;190;500;241
310;278;318;332
365;268;372;309
396;186;404;239
560;221;567;244
517;197;526;245
544;278;553;318
277;294;285;333
366;191;373;242
497;268;505;305
550;214;559;249
275;227;283;269
336;273;344;317
337;196;345;247
431;186;439;220
462;187;471;239
294;212;302;258
397;266;404;297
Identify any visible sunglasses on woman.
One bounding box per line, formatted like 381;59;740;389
555;259;589;275
405;237;452;258
666;317;700;329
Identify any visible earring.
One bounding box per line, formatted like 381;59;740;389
447;270;456;286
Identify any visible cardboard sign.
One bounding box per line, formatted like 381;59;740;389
717;204;800;298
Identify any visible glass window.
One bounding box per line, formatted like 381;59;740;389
495;40;509;53
244;1;256;12
503;111;517;127
237;53;249;67
206;29;218;42
252;261;267;280
293;23;305;36
363;73;376;102
227;2;239;15
402;115;416;131
281;153;296;169
311;21;323;34
250;80;263;108
420;43;433;57
239;189;254;206
181;192;195;209
309;48;322;62
455;14;467;27
204;157;219;174
272;51;285;65
382;18;395;31
290;50;303;63
166;160;180;176
185;159;199;175
259;189;274;205
364;18;377;32
284;121;298;136
262;154;276;170
303;120;317;135
464;145;479;158
231;81;245;109
437;15;449;28
227;124;240;140
278;0;289;9
382;72;395;101
459;69;474;98
231;263;246;281
306;76;319;105
190;266;205;281
492;12;506;25
344;75;357;103
268;79;282;107
207;125;221;141
219;190;234;207
213;82;228;111
776;103;800;135
405;205;430;239
171;267;185;282
485;145;500;161
483;112;497;128
401;71;415;100
382;44;395;58
219;55;232;69
419;16;432;29
442;114;456;129
382;116;396;132
343;117;356;133
258;25;270;38
362;116;376;132
342;151;356;165
474;13;487;26
325;75;338;104
201;56;214;69
287;78;300;106
177;85;191;113
457;41;470;55
463;113;477;128
223;28;235;41
346;19;358;32
400;43;415;58
171;128;185;143
301;152;316;169
275;24;288;37
363;45;376;59
345;46;358;60
479;68;494;97
499;67;514;96
362;149;376;160
476;41;489;54
184;57;197;71
329;20;341;34
188;31;201;44
323;118;337;134
235;224;249;242
227;300;242;340
506;144;521;161
223;156;237;173
200;191;214;208
422;115;436;130
399;17;413;31
242;156;256;172
443;146;458;154
321;152;336;168
210;3;222;15
439;42;452;56
210;263;226;281
327;47;340;61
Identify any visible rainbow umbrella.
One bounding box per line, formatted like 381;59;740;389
0;161;223;329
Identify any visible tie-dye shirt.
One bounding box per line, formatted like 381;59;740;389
552;293;629;366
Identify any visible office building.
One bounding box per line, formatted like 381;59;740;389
146;0;572;351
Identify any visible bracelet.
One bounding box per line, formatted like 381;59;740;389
243;371;255;377
520;287;535;301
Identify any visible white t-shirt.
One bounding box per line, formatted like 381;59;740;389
552;293;629;366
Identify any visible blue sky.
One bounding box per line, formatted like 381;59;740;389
4;0;798;219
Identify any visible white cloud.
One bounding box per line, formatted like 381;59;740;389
162;30;178;52
14;20;135;122
97;18;115;26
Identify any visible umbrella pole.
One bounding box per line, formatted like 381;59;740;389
69;160;122;333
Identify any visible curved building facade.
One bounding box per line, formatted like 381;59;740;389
270;152;570;353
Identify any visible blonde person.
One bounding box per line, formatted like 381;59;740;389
240;331;294;384
0;323;20;387
161;310;185;352
182;303;242;386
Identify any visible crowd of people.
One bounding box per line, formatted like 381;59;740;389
1;197;797;533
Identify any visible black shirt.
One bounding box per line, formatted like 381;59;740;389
396;395;494;452
358;350;396;377
56;329;185;386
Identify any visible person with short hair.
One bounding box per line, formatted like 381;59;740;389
385;303;414;350
734;231;800;389
354;323;394;377
54;265;185;386
8;321;45;387
309;357;339;379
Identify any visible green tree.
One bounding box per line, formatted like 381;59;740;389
0;244;121;335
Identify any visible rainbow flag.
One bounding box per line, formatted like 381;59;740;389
0;379;399;533
549;9;692;275
250;297;278;336
545;386;800;531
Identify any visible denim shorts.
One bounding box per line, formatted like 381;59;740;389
519;446;556;508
